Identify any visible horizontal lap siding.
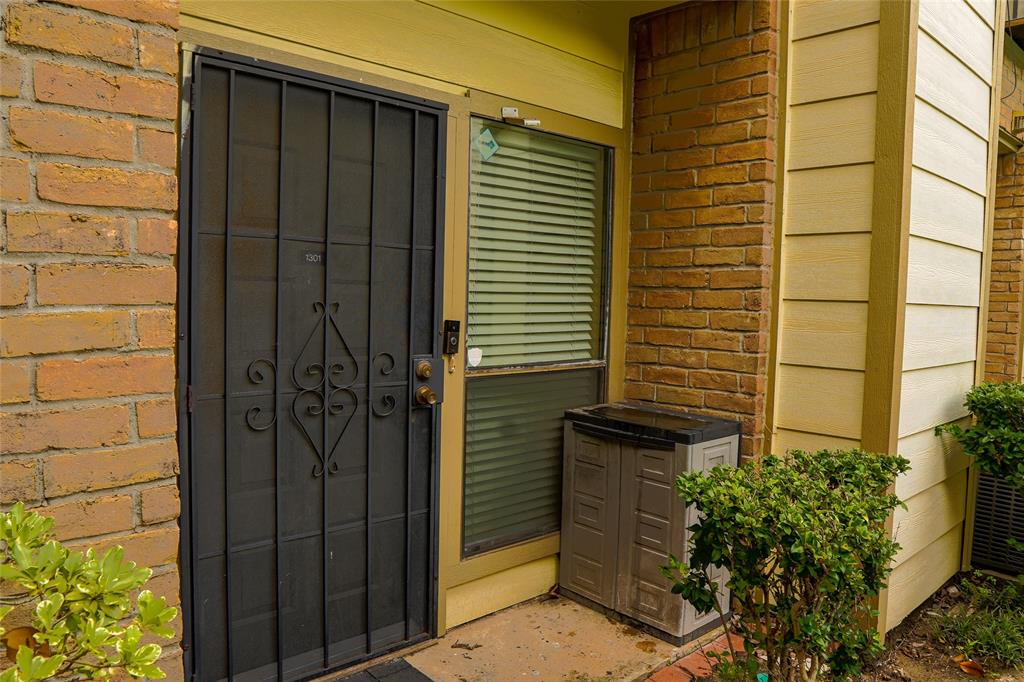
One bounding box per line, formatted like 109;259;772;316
771;0;879;449
886;0;996;629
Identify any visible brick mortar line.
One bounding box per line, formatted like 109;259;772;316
1;436;178;463
1;346;176;363
1;163;178;219
1;303;176;314
2;199;179;221
24;476;179;509
0;95;178;129
1;146;178;175
0;388;177;413
1;37;179;83
11;0;179;34
0;252;176;265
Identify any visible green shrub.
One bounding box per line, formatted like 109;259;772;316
937;381;1024;493
663;449;910;682
0;502;178;681
937;572;1024;669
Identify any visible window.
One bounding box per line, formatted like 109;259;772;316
462;118;610;556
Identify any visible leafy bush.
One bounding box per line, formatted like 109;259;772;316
0;502;178;681
937;381;1024;493
938;572;1024;669
663;449;910;682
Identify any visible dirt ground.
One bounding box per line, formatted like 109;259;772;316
860;576;1023;682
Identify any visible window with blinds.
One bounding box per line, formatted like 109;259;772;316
463;369;600;555
467;119;606;368
462;119;609;556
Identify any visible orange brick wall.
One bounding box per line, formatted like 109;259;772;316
987;151;1024;382
0;0;182;676
987;44;1024;383
1000;48;1024;133
627;0;778;458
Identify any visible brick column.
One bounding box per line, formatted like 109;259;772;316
987;151;1024;381
628;1;778;459
0;0;182;676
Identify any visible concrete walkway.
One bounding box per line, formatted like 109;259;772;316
406;595;706;682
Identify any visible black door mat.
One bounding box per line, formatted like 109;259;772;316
341;659;434;682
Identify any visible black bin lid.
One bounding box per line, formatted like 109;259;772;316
565;402;741;445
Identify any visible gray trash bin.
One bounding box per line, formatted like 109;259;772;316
559;403;740;644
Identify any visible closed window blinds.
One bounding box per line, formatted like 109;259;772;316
467;119;606;368
463;369;600;555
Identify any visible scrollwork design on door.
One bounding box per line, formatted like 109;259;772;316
244;358;277;431
370;352;397;417
274;301;360;478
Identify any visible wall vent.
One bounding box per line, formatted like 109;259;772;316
971;471;1024;574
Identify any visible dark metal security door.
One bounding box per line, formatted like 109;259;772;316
179;51;446;682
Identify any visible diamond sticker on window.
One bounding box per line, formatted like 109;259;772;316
473;127;499;161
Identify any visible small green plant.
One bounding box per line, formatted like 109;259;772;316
0;502;178;681
937;572;1024;669
663;448;910;682
937;381;1024;493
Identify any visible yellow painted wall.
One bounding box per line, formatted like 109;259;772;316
887;0;997;629
178;0;673;634
181;0;667;128
770;0;880;455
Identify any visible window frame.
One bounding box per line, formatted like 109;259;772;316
460;115;615;558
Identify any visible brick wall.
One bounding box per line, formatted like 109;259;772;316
1000;47;1024;134
986;45;1024;383
0;0;182;675
987;151;1024;382
627;0;778;458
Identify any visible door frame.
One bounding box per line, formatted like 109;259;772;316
175;46;449;680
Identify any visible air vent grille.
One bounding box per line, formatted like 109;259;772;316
971;471;1024;573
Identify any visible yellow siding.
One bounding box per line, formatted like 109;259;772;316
902;305;978;371
786;95;877;169
790;0;879;41
772;428;859;454
892;469;968;564
774;0;997;632
779;301;868;371
896;425;970;501
181;0;633;127
908;168;985;250
770;0;880;449
887;524;963;626
789;23;878;104
886;0;996;630
785;164;875;235
775;366;865;439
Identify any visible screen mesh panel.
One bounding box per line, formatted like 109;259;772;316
188;58;443;682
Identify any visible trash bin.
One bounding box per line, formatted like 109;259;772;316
559;403;740;643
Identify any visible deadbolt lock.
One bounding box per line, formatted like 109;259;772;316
415;360;433;379
415;385;438;406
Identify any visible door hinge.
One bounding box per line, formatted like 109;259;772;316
186;384;195;413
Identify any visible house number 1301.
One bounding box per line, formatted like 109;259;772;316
304;251;325;264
